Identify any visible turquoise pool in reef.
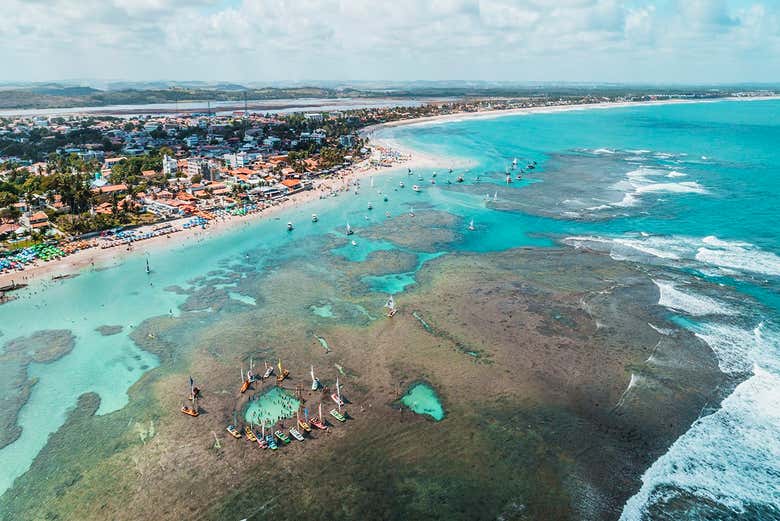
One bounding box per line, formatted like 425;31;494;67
401;383;445;421
244;387;301;427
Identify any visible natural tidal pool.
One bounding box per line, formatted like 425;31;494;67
401;383;445;421
243;387;301;426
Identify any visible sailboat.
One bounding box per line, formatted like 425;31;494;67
493;192;498;202
239;366;251;393
330;406;346;422
468;219;475;231
412;185;421;192
399;181;404;188
512;157;518;169
346;222;354;236
244;424;258;442
255;422;268;448
287;222;294;231
145;257;151;275
263;422;277;450
276;359;289;383
331;376;345;406
181;376;199;417
289;425;305;442
310;403;327;430
385;295;397;317
298;408;312;432
274;428;291;444
506;174;512;184
368;202;373;210
409;207;415;217
262;361;274;379
311;213;318;222
311;365;320;391
226;424;242;438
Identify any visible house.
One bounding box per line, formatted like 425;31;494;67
0;222;20;239
94;183;128;195
24;211;50;230
280;179;303;193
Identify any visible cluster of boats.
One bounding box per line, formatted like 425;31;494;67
182;361;351;453
226;399;341;451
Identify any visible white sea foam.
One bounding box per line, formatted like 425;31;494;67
620;364;780;520
593;147;616;155
602;166;706;210
622;322;780;519
564;234;780;279
655;281;737;317
634;181;707;194
695;241;780;277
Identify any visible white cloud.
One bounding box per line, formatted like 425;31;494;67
0;0;777;83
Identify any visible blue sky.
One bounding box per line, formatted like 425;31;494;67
0;0;777;84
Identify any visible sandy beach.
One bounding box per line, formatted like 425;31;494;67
3;95;776;290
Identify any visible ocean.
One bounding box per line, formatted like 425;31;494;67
1;99;778;520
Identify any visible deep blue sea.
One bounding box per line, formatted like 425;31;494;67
1;99;778;518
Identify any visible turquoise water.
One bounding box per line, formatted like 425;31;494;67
243;387;301;427
1;99;779;518
401;383;445;421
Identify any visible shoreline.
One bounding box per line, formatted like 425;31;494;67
3;95;777;290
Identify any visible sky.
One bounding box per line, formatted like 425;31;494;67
1;0;778;84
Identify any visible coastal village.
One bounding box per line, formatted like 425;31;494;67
0;91;759;283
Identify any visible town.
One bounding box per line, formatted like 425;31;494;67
0;89;768;277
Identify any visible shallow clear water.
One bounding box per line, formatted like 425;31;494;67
243;387;301;427
1;99;779;518
401;383;445;421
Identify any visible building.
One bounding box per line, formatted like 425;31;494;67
22;211;50;230
304;113;323;123
184;135;199;148
162;154;178;176
339;134;355;148
223;152;247;169
187;158;218;182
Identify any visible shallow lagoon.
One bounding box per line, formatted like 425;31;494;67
401;383;445;421
243;387;301;427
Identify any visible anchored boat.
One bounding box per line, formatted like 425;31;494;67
239;366;251;393
276;359;289;383
274;430;291;444
287;222;294;231
262;361;274;379
244;425;257;442
181;377;200;417
331;376;345;406
289;427;305;442
310;403;328;430
385;295;397;317
297;408;312;432
330;408;346;422
310;365;320;391
312;213;318;222
226;424;242;439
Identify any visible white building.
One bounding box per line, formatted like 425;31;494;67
162;154;178;176
223;152;247;169
304;113;323;123
184;135;199;148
